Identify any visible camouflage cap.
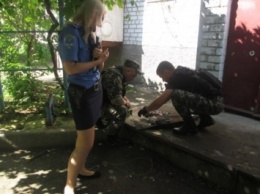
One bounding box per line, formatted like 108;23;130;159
124;59;144;75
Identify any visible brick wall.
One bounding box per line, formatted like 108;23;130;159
123;0;145;45
196;0;230;80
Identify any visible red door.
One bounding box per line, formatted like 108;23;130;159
223;0;260;118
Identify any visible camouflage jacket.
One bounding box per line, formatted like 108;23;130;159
101;66;127;106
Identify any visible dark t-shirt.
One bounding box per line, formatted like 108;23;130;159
166;66;218;98
166;66;197;92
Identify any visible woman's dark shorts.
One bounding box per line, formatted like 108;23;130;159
68;83;103;130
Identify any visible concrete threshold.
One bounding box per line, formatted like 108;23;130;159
122;116;260;194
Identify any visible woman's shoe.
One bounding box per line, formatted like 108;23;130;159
77;171;101;179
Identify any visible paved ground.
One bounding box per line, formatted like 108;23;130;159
0;144;227;194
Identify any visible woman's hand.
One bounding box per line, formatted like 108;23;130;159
97;48;109;64
96;48;109;72
93;45;102;59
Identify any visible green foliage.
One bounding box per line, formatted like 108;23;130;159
103;0;124;10
3;71;45;111
62;0;82;22
61;0;129;21
2;69;69;115
0;0;135;117
0;0;55;113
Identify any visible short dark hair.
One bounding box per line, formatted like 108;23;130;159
156;61;175;74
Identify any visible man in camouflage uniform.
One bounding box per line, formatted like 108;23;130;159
98;59;143;146
138;61;224;135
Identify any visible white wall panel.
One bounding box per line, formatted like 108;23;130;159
101;6;123;42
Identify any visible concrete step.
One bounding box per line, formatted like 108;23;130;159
122;110;260;194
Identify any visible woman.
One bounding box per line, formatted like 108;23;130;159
58;0;109;193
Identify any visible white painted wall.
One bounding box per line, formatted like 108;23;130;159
141;0;201;85
100;5;124;42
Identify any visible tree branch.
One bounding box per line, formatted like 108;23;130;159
44;0;64;90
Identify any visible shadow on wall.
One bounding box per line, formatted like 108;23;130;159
222;0;260;117
103;44;143;69
103;44;165;91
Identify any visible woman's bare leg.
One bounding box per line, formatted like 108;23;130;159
63;127;95;194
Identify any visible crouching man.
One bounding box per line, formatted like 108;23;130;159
97;59;143;146
138;61;224;135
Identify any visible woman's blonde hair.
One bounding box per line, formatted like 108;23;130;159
72;0;105;42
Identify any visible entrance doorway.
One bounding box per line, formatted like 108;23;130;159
223;0;260;118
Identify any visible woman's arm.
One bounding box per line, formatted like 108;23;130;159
63;48;109;75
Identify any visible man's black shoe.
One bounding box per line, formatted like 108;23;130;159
197;115;215;129
172;124;198;135
96;118;106;129
173;115;198;135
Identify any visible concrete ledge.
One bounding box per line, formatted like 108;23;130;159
0;128;108;151
0;130;76;150
0;128;109;151
122;125;260;194
235;172;260;194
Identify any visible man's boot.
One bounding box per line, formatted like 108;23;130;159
172;115;197;135
197;114;215;129
96;118;107;129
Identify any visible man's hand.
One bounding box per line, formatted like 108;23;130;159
138;106;148;117
124;96;131;109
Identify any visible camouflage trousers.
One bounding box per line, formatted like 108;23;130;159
171;90;224;118
100;104;129;136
